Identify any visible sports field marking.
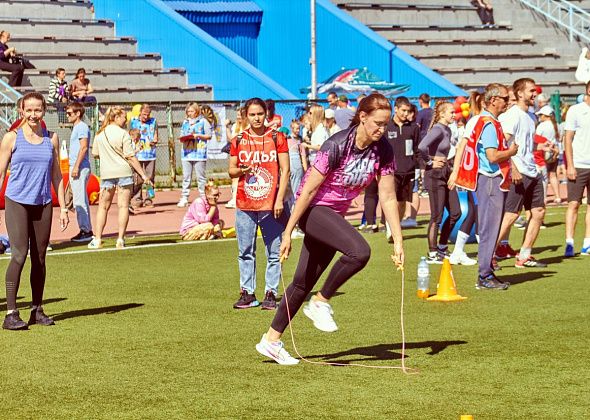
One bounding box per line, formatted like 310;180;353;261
0;237;238;260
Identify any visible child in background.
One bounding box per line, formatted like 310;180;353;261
180;181;224;241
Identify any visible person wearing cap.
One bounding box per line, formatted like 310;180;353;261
334;95;355;129
564;81;590;257
324;108;341;135
534;105;561;205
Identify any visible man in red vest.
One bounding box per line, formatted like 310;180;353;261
454;83;518;289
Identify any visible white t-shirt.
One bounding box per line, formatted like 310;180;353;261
564;101;590;168
308;123;329;163
535;120;556;144
499;105;538;177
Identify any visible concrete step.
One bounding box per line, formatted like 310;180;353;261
0;18;115;38
10;36;138;55
393;37;545;55
440;64;578;85
370;24;522;41
415;52;563;68
24;53;162;71
338;3;484;26
16;85;214;103
2;0;93;20
21;69;187;90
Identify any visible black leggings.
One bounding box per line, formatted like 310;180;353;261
271;206;371;334
425;167;461;252
4;197;52;311
363;179;383;225
458;191;478;235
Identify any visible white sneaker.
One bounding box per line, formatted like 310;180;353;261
255;334;299;365
449;252;477;266
177;198;189;208
400;218;418;228
291;229;305;239
303;298;338;332
116;238;125;249
225;199;236;209
88;237;102;249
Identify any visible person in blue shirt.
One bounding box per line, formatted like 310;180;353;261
129;104;158;207
177;102;212;207
66;102;93;242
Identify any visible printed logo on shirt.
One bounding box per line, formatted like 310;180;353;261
244;167;273;201
238;149;277;164
387;130;398;139
341;156;378;187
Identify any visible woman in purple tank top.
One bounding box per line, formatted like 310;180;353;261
0;92;69;330
255;93;405;365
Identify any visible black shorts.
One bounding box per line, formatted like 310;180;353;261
394;173;414;202
505;173;545;213
567;168;590;203
546;159;558;173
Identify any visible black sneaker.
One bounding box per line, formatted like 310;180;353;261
28;307;55;326
476;274;510;290
233;290;259;309
71;230;94;243
261;291;277;310
2;311;28;330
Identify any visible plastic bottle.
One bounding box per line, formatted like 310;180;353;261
417;257;430;299
146;184;155;200
59;140;69;174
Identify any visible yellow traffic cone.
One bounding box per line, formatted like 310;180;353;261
427;257;467;302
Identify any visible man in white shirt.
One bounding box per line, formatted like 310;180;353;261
496;78;549;268
564;81;590;257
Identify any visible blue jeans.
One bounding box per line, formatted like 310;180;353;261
236;208;288;295
70;166;92;233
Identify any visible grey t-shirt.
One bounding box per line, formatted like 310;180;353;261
418;123;452;163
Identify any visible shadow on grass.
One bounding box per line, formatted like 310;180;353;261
534;245;561;254
505;270;557;285
130;239;179;247
51;303;144;321
304;340;468;363
0;297;67;312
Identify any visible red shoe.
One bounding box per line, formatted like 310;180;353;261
496;243;517;260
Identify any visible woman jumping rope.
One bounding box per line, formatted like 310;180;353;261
255;93;405;365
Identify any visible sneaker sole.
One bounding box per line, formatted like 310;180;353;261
260;304;276;311
71;237;94;243
303;306;338;333
233;301;260;309
475;284;510;290
514;263;547;269
255;343;299;365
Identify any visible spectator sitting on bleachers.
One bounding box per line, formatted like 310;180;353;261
179;180;223;241
70;68;96;103
472;0;495;27
0;31;25;87
47;68;69;105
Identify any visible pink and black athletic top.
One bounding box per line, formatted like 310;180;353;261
297;125;394;215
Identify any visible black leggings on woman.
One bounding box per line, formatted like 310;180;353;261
271;206;371;334
425;166;461;252
4;197;52;311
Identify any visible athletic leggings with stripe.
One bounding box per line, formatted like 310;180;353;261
271;206;371;334
4;197;52;311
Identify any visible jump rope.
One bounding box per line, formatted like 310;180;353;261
278;255;418;374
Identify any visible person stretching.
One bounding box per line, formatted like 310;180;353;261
255;93;405;365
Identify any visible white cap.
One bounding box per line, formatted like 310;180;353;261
324;108;335;119
536;105;554;116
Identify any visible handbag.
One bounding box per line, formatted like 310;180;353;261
103;130;144;193
11;55;36;69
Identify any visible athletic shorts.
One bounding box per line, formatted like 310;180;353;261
567;168;590;203
394;173;414;203
101;176;134;190
505;173;545;213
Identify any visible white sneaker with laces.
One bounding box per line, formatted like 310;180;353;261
255;334;299;365
88;237;102;249
303;298;338;332
449;252;477;266
177;198;189;208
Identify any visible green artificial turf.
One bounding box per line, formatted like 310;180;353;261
0;208;588;419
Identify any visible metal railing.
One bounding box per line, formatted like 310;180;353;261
0;79;21;129
518;0;590;43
